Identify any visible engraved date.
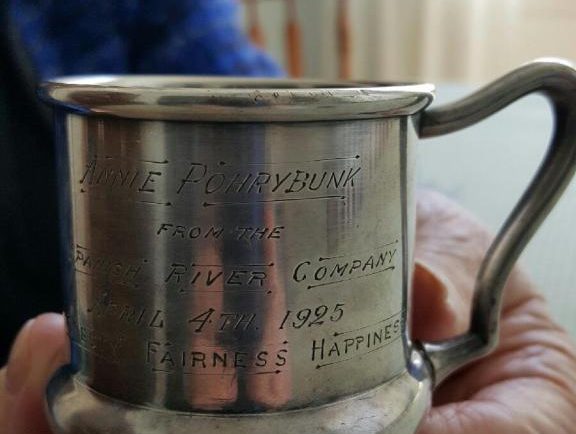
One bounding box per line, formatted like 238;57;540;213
279;303;345;330
188;309;257;333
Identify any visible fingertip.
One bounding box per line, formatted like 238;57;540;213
31;313;66;335
5;319;36;397
27;313;69;377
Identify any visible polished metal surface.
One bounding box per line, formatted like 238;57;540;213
47;360;431;434
59;113;411;413
39;76;434;121
42;59;576;433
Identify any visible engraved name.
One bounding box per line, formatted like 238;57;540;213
79;158;161;193
165;263;270;293
292;245;398;289
77;158;362;202
176;163;361;196
74;244;143;286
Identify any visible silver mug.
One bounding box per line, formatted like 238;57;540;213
40;59;576;434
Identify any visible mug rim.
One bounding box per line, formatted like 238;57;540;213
39;75;435;122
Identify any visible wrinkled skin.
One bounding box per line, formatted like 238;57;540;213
1;191;575;434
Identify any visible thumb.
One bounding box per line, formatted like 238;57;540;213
0;313;68;434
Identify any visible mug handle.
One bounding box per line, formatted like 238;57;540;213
418;59;576;385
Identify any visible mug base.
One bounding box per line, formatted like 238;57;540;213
46;365;431;434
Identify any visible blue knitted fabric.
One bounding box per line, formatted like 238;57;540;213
9;0;283;79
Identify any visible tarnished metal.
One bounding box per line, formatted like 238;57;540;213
41;59;576;434
39;76;434;122
420;59;576;384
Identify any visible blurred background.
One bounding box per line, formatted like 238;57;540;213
239;0;576;334
239;0;576;82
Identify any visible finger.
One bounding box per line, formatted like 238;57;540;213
412;191;491;340
411;261;468;342
411;190;540;341
1;313;68;434
418;373;576;434
416;400;517;434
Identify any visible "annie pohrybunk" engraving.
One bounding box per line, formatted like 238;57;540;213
77;157;362;206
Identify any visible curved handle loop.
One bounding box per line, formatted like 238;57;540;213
418;59;576;386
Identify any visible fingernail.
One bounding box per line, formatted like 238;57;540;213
5;319;36;396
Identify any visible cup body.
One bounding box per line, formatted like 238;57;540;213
42;77;434;431
41;60;576;434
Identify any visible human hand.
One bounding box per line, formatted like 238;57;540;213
0;314;67;434
1;192;575;434
413;191;576;434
